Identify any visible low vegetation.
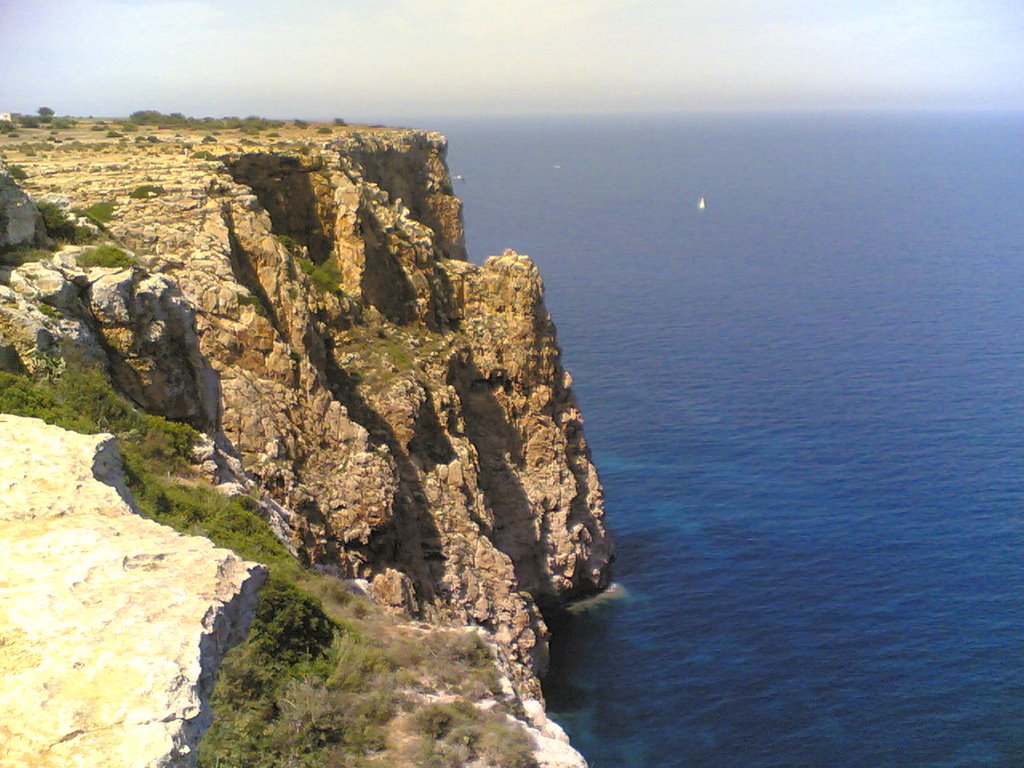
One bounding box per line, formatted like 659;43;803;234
0;247;52;268
0;360;535;767
37;201;94;244
77;200;116;228
129;184;166;199
77;244;136;269
297;255;345;296
127;110;285;133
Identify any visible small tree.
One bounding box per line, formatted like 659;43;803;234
37;106;54;124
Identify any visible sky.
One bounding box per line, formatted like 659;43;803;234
1;0;1022;120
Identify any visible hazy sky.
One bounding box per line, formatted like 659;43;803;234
1;0;1022;119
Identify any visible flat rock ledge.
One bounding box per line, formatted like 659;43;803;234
0;415;267;768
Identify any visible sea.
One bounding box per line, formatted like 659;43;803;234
433;112;1024;768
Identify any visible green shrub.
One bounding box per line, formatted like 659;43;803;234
80;200;115;226
297;256;344;295
294;119;308;128
37;202;93;244
317;126;332;134
0;364;196;456
7;164;28;180
126;111;283;133
251;575;336;665
0;122;15;134
78;244;136;269
105;130;123;138
129;184;165;199
410;699;537;768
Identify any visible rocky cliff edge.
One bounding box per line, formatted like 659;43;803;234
0;414;267;768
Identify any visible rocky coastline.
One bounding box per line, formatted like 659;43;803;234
0;118;612;766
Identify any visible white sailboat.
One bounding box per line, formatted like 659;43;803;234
698;196;706;210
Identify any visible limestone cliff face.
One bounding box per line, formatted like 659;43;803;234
0;415;266;768
2;128;613;693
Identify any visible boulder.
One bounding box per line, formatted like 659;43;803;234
0;415;267;768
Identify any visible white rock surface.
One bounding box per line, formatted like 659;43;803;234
0;415;267;767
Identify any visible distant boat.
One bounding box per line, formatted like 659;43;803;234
698;196;706;210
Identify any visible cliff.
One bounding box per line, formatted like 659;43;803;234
0;414;266;767
0;122;613;699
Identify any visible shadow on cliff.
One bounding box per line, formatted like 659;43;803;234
228;152;447;329
227;154;333;262
448;350;546;597
322;346;452;608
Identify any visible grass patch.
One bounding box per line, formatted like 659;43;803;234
78;200;116;227
0;361;299;575
78;244;136;269
129;184;165;199
0;363;197;471
385;341;414;370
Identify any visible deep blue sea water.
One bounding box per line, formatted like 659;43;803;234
436;113;1024;768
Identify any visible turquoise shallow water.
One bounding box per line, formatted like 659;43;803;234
436;113;1024;768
